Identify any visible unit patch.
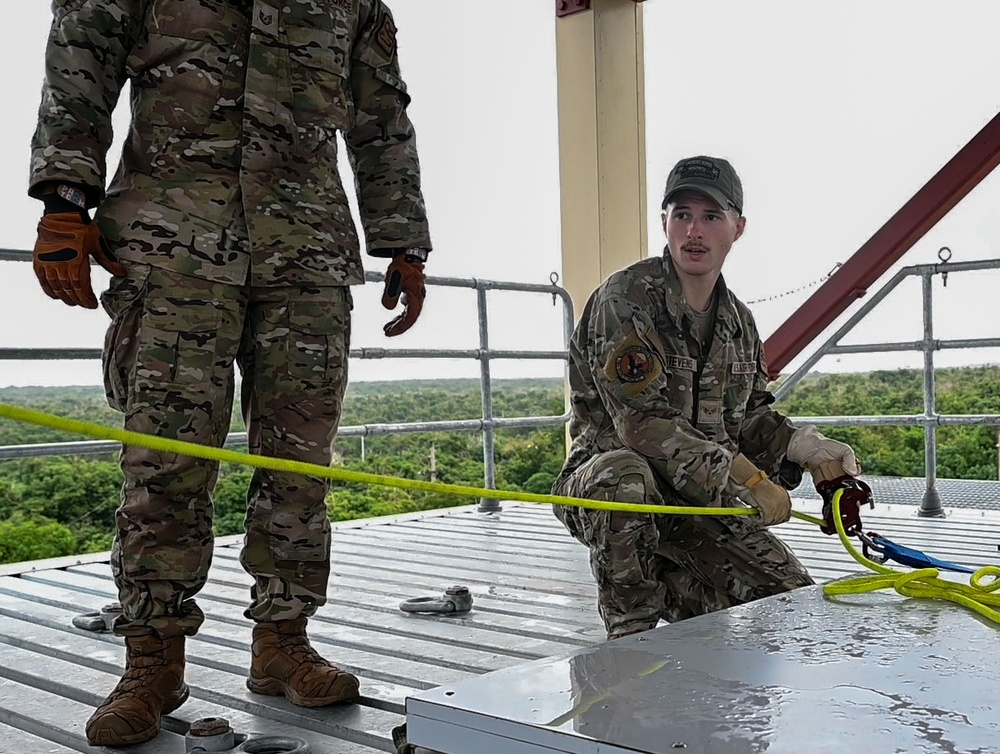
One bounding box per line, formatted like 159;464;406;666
603;332;663;397
616;346;656;383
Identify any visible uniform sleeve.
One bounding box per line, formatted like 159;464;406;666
737;336;800;482
590;294;733;505
28;0;146;207
345;1;431;256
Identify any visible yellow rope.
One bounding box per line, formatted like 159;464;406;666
822;490;1000;625
3;401;997;624
0;402;755;517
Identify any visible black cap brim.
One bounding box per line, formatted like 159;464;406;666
662;181;738;214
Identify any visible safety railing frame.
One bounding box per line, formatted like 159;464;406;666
6;247;999;519
0;248;574;513
773;251;1000;518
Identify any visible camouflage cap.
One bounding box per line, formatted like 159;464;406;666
661;155;743;215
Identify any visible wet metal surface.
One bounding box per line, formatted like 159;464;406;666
408;584;1000;754
0;501;995;752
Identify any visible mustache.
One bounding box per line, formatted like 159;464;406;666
680;243;709;253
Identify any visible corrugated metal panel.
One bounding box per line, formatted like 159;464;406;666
0;500;996;753
792;473;1000;511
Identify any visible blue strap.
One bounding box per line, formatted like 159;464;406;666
861;533;976;574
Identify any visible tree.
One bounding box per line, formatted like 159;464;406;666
0;518;78;564
4;369;1000;562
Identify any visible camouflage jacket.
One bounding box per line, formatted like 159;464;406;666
557;254;799;505
28;0;430;286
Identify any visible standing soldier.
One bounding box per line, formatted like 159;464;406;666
553;155;872;640
29;0;431;746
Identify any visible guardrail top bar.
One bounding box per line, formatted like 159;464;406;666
0;262;576;510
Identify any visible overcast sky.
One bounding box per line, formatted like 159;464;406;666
2;0;1000;389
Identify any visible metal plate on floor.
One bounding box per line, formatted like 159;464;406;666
407;581;1000;754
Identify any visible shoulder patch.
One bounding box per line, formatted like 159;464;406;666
375;13;397;58
603;332;663;396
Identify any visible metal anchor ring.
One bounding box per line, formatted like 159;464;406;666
399;586;473;614
241;736;312;753
71;602;123;632
185;717;311;753
72;612;111;632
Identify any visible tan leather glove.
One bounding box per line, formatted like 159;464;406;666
787;426;871;536
381;255;426;337
728;453;792;527
786;425;860;481
33;207;126;309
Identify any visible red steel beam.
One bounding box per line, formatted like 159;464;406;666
764;110;1000;380
556;0;645;18
556;0;591;16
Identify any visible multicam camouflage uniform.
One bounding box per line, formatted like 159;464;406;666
29;0;429;638
553;254;813;639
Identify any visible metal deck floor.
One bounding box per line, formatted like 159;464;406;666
0;499;997;753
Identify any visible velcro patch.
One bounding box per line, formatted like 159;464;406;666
698;399;722;425
253;2;280;36
604;332;663;396
731;361;756;375
664;354;697;372
375;13;397;58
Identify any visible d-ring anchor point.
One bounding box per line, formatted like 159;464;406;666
399;586;473;614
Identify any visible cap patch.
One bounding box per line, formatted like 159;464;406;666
677;159;720;182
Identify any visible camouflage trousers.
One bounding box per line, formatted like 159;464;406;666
553;448;814;639
100;262;352;638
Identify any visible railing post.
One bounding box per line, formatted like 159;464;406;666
919;271;945;517
475;286;501;513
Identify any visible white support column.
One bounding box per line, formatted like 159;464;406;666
556;0;647;322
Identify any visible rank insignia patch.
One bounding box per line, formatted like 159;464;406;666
376;13;397;58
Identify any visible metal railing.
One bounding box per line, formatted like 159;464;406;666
5;246;999;518
0;247;574;513
774;250;1000;517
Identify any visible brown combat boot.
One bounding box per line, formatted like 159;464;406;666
85;633;188;747
247;618;360;707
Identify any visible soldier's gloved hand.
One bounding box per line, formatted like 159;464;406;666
33;188;126;309
815;475;873;536
728;453;792;527
381;254;426;337
786;425;870;536
786;425;861;479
